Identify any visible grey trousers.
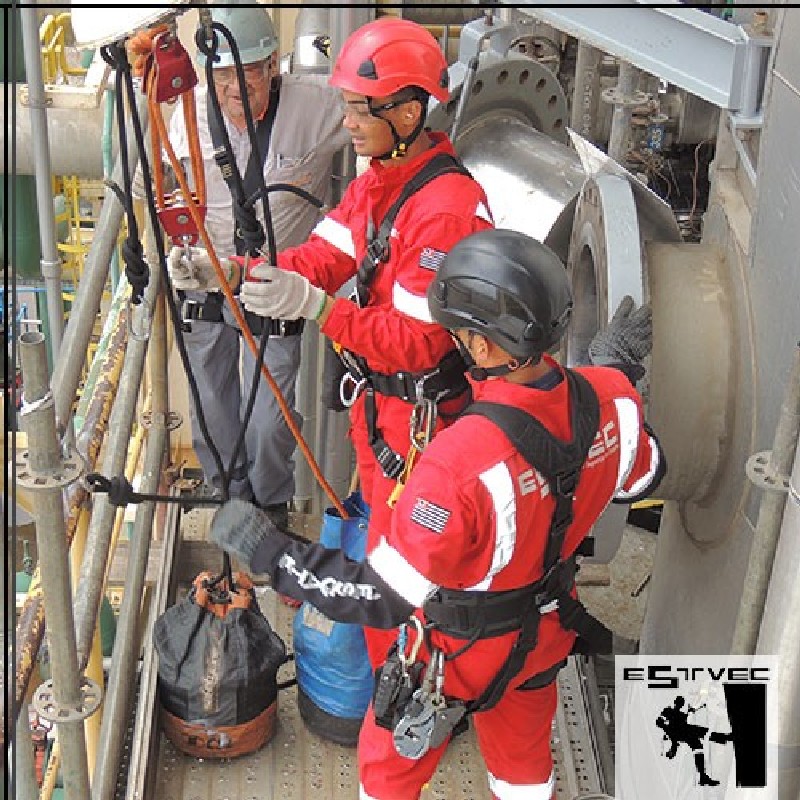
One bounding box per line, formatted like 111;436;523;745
180;296;303;506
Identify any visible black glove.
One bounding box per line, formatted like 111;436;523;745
209;499;279;571
589;295;652;366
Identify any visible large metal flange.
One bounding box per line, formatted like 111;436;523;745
428;56;569;146
33;676;103;723
563;174;646;563
15;448;83;490
647;241;734;511
564;174;646;367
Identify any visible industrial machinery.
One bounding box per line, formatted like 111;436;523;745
6;3;798;800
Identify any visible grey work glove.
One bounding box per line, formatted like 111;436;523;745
589;295;652;366
240;262;327;321
209;498;278;572
166;245;239;292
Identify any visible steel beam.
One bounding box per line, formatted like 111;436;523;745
509;2;772;114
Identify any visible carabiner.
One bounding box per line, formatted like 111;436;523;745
404;615;425;665
410;396;437;453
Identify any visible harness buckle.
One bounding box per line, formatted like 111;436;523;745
376;443;405;480
554;470;579;497
339;372;366;408
365;237;388;267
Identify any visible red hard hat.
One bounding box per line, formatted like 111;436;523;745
330;18;449;103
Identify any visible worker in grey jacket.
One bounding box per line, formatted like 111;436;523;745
166;5;347;528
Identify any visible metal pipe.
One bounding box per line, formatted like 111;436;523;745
51;96;148;435
14;290;129;718
732;345;800;653
93;251;167;800
1;95;112;177
752;441;800;799
607;60;640;163
295;327;320;513
18;331;91;800
73;267;161;669
102;88;121;291
14;706;38;800
571;41;601;141
69;508;104;778
329;4;374;63
20;6;65;360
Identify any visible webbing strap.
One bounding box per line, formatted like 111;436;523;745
462;369;600;572
355;152;471;307
208;81;280;256
456;370;608;714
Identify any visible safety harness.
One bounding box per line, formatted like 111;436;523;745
336;152;474;479
423;368;613;715
179;78;303;339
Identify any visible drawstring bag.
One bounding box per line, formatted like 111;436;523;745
154;571;287;758
293;491;373;746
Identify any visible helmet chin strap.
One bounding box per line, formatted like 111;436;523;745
454;337;535;381
370;102;427;160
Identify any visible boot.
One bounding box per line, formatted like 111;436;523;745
695;753;719;786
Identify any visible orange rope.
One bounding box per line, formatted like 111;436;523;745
145;72;348;519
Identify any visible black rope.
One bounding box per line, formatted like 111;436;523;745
100;40;235;581
100;45;150;305
99;30;325;587
85;473;223;510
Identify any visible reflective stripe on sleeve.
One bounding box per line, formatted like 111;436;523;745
392;281;434;323
476;201;493;223
368;537;438;607
613;397;640;491
617;432;662;500
488;770;554;799
468;462;517;591
312;216;356;259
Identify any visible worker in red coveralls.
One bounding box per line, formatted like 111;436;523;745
211;228;665;800
237;17;494;665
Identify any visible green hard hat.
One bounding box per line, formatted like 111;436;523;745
197;5;278;69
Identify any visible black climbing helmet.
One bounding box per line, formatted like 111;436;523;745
427;229;573;360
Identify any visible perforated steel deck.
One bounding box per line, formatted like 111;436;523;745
152;589;604;800
144;506;614;799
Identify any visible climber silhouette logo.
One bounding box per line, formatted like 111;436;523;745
615;656;777;799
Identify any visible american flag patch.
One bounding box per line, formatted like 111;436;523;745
410;497;451;534
419;246;447;272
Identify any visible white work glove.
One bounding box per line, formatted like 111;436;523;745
240;262;327;321
166;245;239;292
589;295;652;366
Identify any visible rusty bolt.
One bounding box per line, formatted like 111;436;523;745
171;76;183;90
177;214;189;225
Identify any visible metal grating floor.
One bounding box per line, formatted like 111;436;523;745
152;589;603;800
150;508;607;800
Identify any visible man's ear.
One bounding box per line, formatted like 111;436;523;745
471;332;491;364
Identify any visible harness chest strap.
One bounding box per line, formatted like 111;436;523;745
337;152;474;479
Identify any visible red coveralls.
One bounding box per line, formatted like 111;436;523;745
278;131;493;664
360;357;663;800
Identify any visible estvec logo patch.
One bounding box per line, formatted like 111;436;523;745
615;655;778;799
